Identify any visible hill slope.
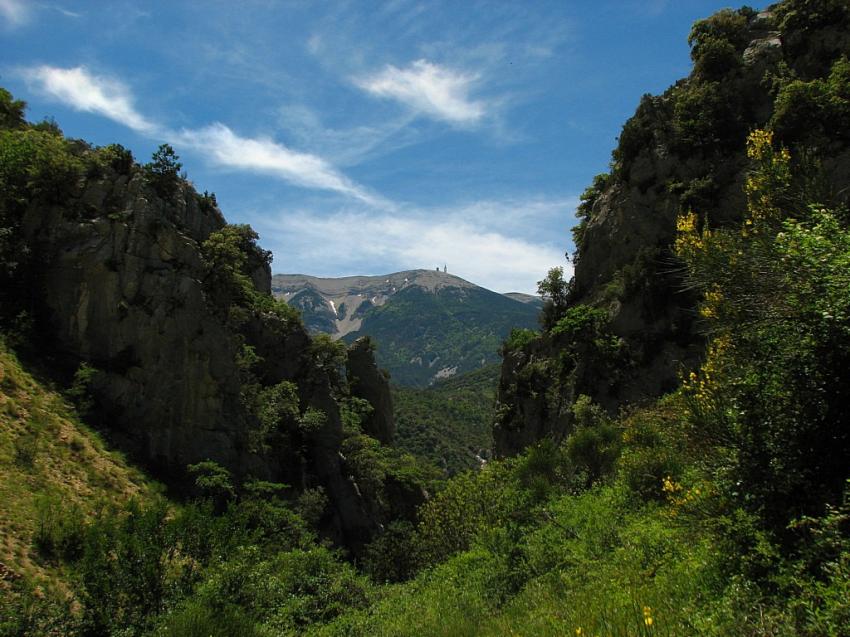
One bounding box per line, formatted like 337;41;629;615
273;270;540;386
0;340;157;586
392;364;498;475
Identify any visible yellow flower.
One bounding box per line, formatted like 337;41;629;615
645;616;654;627
575;628;583;636
747;129;773;159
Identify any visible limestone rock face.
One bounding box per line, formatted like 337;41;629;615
494;12;789;457
23;173;245;474
494;339;566;458
19;168;381;545
346;337;394;444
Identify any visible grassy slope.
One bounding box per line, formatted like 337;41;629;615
392;364;498;475
0;340;158;586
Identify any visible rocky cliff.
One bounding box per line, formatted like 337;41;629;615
0;130;400;548
495;0;850;457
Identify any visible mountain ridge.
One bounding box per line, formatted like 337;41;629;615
272;270;541;386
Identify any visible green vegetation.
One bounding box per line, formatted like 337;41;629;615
536;266;572;330
2;2;850;635
0;338;159;632
143;143;182;198
344;285;539;386
392;364;499;475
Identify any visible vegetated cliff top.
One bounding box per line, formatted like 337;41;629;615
495;0;850;456
0;94;422;553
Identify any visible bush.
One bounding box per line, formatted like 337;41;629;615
33;495;86;562
537;266;571;330
688;8;752;60
76;499;172;635
566;396;621;487
98;143;134;174
676;130;850;532
0;87;26;130
193;547;371;633
500;327;538;354
156;601;260;637
771;56;850;147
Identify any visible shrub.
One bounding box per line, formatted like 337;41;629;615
77;499;172;635
0;87;26;130
156;601;260;637
98;143;134;174
771;56;850;147
33;495;86;561
193;547;371;633
537;266;571;330
500;327;538;354
566;396;621;487
188;460;235;508
676;130;850;532
66;362;97;417
688;8;752;60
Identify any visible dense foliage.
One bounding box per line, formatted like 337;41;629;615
3;1;850;635
342;285;539;386
392;364;498;475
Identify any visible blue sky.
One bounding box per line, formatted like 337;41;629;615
1;0;743;293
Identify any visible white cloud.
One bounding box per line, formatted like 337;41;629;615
54;6;83;18
20;65;381;204
355;59;485;125
23;65;156;133
258;200;570;294
175;123;385;205
276;102;418;167
0;0;29;26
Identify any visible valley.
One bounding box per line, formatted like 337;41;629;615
2;1;850;635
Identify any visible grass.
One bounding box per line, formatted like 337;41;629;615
0;339;159;589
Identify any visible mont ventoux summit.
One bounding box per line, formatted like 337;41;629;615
2;1;850;635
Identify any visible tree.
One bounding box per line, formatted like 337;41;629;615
0;88;26;130
537;266;571;330
144;143;182;198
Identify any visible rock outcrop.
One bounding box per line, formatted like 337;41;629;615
346;336;394;444
16;165;384;547
495;2;850;457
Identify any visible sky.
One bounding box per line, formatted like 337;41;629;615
1;0;744;293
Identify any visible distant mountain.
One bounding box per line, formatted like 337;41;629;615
503;292;545;308
272;270;540;386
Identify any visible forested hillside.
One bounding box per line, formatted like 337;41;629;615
273;271;540;386
2;1;850;635
392;364;498;475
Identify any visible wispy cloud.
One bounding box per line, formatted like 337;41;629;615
23;65;156;133
275;102;419;167
355;59;485;126
257;197;572;294
53;6;83;18
0;0;30;26
20;65;383;204
175;124;385;205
